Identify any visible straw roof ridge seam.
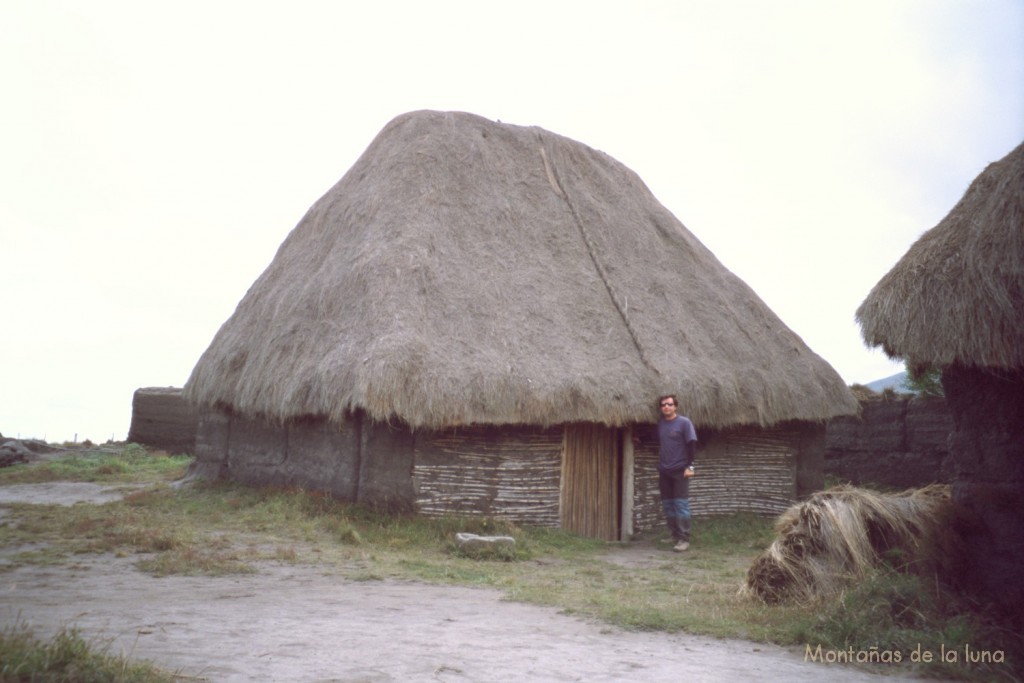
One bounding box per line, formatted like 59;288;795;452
537;132;660;376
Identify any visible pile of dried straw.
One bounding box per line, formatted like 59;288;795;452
745;484;971;604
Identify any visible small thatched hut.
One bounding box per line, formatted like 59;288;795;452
857;140;1024;619
185;110;858;540
127;387;197;455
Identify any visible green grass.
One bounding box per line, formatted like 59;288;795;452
0;443;191;485
791;567;1020;681
0;622;178;683
1;444;1020;681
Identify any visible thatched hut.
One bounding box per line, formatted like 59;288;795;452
127;387;197;455
184;110;858;540
857;140;1024;619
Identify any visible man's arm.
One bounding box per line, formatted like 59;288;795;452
684;439;697;476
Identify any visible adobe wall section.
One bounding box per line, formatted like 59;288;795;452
190;411;561;518
825;396;953;488
190;410;414;510
942;366;1024;624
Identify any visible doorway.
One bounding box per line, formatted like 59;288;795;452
559;423;623;540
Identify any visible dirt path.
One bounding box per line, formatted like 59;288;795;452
0;483;930;682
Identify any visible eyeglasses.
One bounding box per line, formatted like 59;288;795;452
660;402;674;408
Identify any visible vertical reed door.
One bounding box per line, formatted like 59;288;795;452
560;423;621;540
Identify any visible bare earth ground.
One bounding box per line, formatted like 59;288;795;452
0;483;931;682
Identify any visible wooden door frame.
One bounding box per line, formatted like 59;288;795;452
620;425;635;540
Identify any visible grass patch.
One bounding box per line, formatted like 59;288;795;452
792;567;1022;681
0;622;177;682
135;542;258;577
2;444;1020;680
0;443;191;485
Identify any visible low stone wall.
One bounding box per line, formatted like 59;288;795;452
825;395;952;488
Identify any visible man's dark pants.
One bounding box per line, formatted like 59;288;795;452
658;470;691;542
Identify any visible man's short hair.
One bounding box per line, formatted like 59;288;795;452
658;394;677;406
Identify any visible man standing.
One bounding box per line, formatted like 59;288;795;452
656;394;697;552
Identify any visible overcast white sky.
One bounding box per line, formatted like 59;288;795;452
2;1;1022;443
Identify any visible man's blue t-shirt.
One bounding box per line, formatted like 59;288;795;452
657;415;698;474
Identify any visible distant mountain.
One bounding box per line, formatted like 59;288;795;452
864;372;911;394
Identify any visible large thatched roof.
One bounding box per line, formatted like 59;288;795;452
857;141;1024;371
185;110;856;429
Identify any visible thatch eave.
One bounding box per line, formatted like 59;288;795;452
856;141;1024;371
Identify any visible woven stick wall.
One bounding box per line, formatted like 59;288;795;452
413;425;562;524
632;425;805;533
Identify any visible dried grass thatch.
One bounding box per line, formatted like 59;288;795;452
185;110;857;430
857;141;1024;371
848;383;878;402
745;484;970;604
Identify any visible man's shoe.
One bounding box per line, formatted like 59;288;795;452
673;541;690;552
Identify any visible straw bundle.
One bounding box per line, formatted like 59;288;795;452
745;484;969;604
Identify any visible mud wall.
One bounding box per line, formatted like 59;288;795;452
942;365;1024;624
191;409;415;510
825;396;953;488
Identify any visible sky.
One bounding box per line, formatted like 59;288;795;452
2;1;1022;443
